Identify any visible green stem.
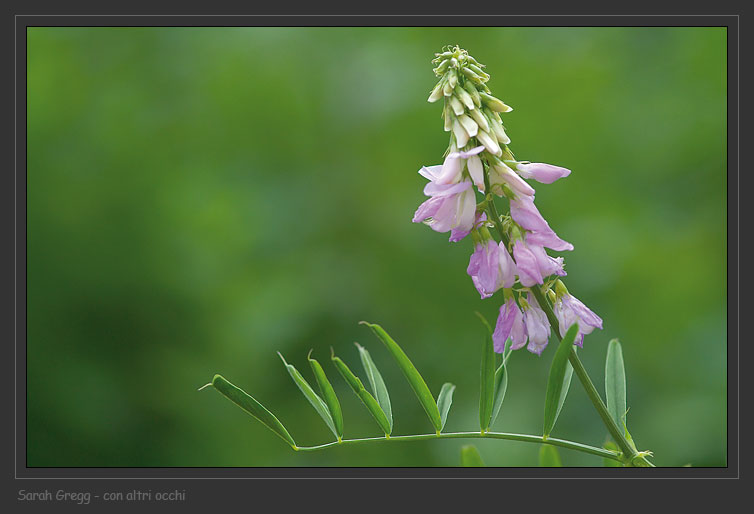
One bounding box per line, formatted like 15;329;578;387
482;186;651;466
296;431;622;461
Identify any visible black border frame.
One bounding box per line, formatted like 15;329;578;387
11;13;739;490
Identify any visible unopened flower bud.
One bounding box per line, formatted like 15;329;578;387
428;79;445;103
492;122;510;144
443;103;454;132
483;108;511;145
466;54;480;65
447;70;458;89
464;80;482;108
468;108;490;133
454;84;475;110
452;119;470;147
554;279;569;298
468;63;490;80
457;114;479;138
433;59;450;75
480;92;513;113
461;66;485;85
476;129;502;156
449;95;465;116
547;289;557;304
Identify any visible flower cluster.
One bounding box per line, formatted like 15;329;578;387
413;46;602;355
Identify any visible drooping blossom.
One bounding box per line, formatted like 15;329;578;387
426;145;486;185
512;237;566;287
512;239;544;287
522;293;551;355
553;293;603;347
525;226;574;252
526;235;566;278
515;162;571;184
492;296;527;353
486;163;535;197
467;239;516;299
413;166;476;242
509;195;573;252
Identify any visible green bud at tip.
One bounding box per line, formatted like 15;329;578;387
501;183;515;200
554;280;569;298
503;288;515;302
510;225;523;242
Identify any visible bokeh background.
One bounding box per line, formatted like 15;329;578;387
26;27;727;467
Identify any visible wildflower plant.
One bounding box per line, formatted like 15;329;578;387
199;45;654;467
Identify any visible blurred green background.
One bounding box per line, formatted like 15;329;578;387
26;27;726;467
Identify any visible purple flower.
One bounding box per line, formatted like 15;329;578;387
522;293;551;355
510;195;574;252
492;297;527;353
413;177;477;242
487;163;535;197
553;293;603;347
512;239;544;287
525;227;574;252
467;239;516;299
425;146;486;186
516;163;571;184
526;236;566;277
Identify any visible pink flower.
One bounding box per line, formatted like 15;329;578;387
516;162;571;184
413;166;477;242
522;293;551;355
467;239;516;299
510;195;573;252
486;163;535;197
512;239;544;287
553;293;603;347
424;146;485;186
492;297;527;353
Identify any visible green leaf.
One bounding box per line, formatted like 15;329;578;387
307;351;343;439
553;347;576;430
330;350;392;435
539;445;562;467
489;360;509;429
436;382;456;431
543;323;579;438
603;441;622;467
355;343;393;433
479;330;495;431
605;339;627;431
278;353;337;440
210;374;296;448
460;445;485;467
360;322;443;432
503;337;513;365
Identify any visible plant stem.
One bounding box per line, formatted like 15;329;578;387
482;193;651;466
296;431;622;461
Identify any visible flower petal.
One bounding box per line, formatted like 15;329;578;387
516;163;571;184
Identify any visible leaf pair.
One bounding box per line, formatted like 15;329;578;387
543;323;579;438
207;374;297;449
279;352;344;441
330;347;392;436
478;314;511;432
605;339;638;453
361;322;450;433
